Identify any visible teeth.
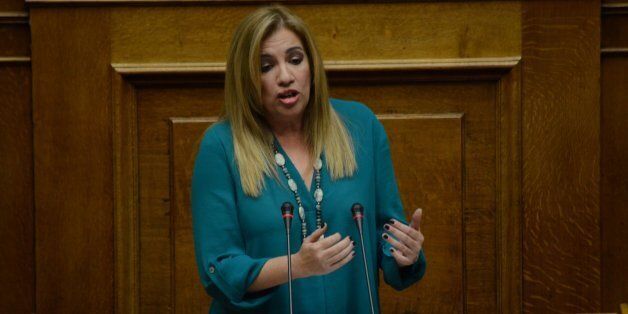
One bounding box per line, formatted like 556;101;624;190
280;92;296;99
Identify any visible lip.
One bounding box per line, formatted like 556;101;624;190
278;92;300;107
277;90;300;107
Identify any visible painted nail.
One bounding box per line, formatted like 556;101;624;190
389;219;395;225
390;248;395;253
384;224;390;230
351;241;356;246
352;251;356;256
382;234;389;240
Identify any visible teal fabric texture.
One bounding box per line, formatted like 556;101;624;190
191;98;426;314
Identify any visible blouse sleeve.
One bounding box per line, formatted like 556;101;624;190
191;128;276;310
372;116;427;291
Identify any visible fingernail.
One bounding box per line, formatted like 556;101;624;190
390;248;395;253
389;219;395;225
382;234;389;240
352;251;356;256
351;241;356;246
384;224;390;230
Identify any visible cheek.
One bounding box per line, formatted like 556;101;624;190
261;78;274;103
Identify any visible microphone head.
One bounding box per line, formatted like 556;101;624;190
351;203;364;217
281;202;294;216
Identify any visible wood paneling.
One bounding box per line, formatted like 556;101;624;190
109;3;520;63
0;14;30;56
522;1;601;312
0;7;33;314
0;62;34;314
602;1;628;312
379;115;464;313
171;118;218;314
0;0;26;11
30;8;114;313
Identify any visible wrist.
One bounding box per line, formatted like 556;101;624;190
290;253;304;279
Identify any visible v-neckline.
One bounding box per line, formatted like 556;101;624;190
273;137;316;194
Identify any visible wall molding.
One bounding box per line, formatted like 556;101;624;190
601;48;628;56
0;12;28;24
0;57;31;64
25;0;482;8
111;57;521;85
602;3;628;15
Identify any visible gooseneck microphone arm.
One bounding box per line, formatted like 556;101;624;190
351;203;376;314
281;202;295;314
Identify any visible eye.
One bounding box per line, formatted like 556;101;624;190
290;57;303;65
261;63;272;73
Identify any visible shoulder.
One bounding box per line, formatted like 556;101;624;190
329;97;389;146
329;97;377;123
197;119;234;159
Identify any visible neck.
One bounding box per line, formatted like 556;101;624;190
268;116;305;145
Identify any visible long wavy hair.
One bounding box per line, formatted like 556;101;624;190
223;5;356;197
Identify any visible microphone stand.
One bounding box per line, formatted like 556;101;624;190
351;203;375;314
281;202;295;314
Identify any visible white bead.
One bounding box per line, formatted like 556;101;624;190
314;188;323;202
314;158;322;170
274;153;285;166
298;206;305;220
288;179;297;191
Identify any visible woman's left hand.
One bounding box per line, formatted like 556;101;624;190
382;208;425;267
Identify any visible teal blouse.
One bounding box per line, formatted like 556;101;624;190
191;98;426;314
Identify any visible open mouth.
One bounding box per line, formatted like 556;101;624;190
278;91;299;99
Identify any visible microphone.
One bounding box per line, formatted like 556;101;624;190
281;202;295;314
351;203;375;314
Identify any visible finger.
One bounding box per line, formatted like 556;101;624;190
329;248;356;271
389;248;413;267
327;238;354;265
409;208;422;230
317;232;342;249
382;231;415;258
388;219;420;241
304;223;328;243
385;223;420;252
322;236;352;260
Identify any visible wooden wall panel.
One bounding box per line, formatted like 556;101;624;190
171;118;219;314
522;1;601;312
379;115;464;313
0;62;34;314
0;7;33;314
109;2;520;64
30;8;114;313
601;2;628;312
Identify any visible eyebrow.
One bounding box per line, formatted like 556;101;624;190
261;46;304;58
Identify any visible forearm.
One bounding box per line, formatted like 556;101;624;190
247;254;303;292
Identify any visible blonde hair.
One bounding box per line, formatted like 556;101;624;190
223;5;356;197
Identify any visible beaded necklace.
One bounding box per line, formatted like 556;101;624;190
273;144;324;239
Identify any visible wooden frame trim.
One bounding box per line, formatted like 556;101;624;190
0;57;31;64
601;48;628;56
602;2;628;15
25;0;494;8
111;57;522;314
0;12;29;24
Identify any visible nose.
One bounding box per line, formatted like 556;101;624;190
277;62;294;87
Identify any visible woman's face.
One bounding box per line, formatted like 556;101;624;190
260;27;311;128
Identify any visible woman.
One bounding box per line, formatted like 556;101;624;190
192;5;426;313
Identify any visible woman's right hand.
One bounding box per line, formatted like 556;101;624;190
292;224;356;279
